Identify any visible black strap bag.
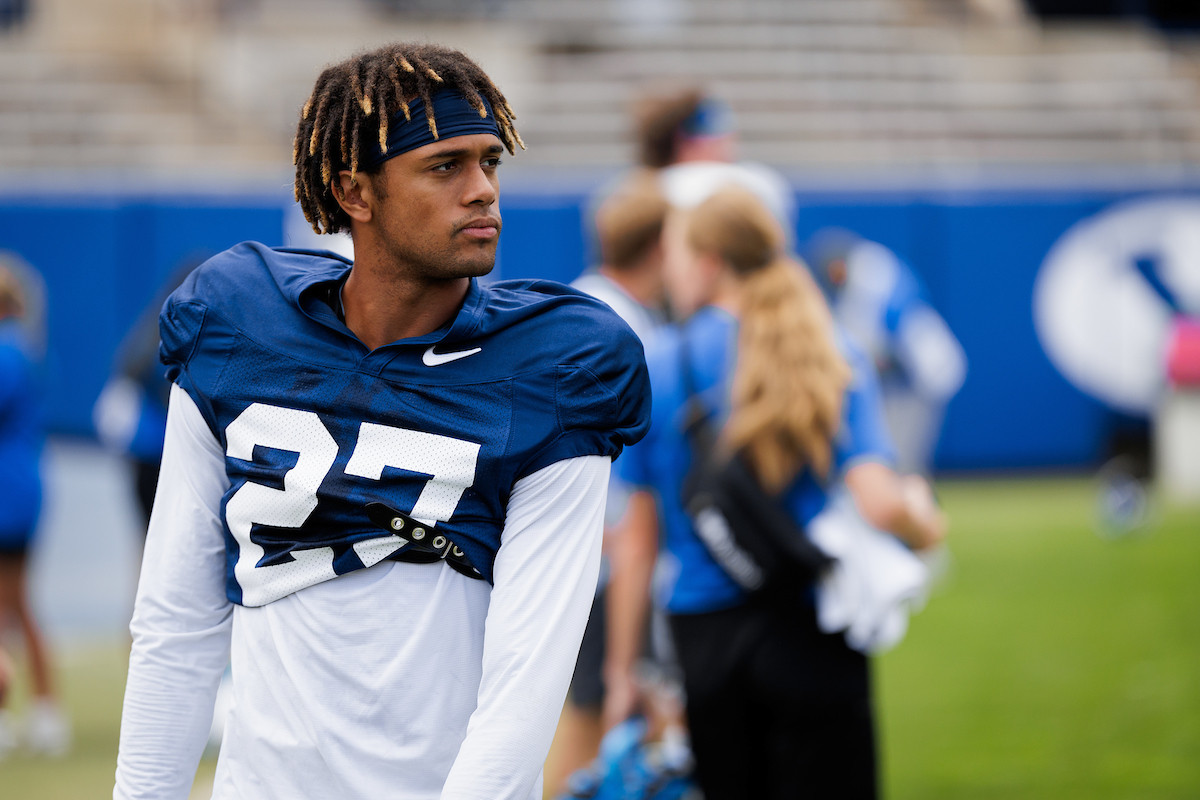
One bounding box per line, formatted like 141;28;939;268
677;335;833;607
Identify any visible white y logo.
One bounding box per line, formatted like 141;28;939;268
422;345;482;367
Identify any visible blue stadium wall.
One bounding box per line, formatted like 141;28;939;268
0;182;1185;473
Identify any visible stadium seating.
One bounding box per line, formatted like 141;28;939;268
0;0;1198;178
504;0;1200;169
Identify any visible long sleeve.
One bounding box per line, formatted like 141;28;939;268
114;382;232;800
440;455;610;799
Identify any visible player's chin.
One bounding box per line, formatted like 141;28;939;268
444;246;497;279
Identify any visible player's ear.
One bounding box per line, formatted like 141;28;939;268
333;171;372;224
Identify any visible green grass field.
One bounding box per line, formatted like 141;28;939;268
879;478;1200;799
0;643;217;798
2;477;1197;799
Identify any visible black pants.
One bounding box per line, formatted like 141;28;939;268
567;588;607;710
134;459;161;531
669;600;877;800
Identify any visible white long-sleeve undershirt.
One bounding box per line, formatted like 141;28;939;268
115;383;609;800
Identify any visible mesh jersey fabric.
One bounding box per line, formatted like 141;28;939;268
158;242;651;605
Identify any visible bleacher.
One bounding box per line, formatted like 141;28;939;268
504;0;1200;171
1;0;1198;181
0;0;284;180
2;0;1198;471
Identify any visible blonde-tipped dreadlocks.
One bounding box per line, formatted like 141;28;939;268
294;42;524;235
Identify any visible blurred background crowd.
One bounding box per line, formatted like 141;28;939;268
1;0;1199;797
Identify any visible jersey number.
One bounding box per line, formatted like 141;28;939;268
224;403;481;606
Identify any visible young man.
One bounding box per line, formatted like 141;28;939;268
114;42;650;800
551;174;671;791
585;84;794;269
633;84;795;236
572;173;668;344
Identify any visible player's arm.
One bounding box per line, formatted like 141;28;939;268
894;302;967;402
838;340;946;551
601;488;659;729
844;463;945;551
114;383;232;800
440;455;610;800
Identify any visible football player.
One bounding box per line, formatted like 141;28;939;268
114;42;650;800
553;174;674;793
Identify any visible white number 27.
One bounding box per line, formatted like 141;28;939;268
224;403;481;606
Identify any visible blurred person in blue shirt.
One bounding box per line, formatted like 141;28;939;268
637;84;795;234
604;188;945;799
552;174;684;798
573;172;669;344
0;257;69;759
809;228;967;476
586;84;795;269
94;257;204;528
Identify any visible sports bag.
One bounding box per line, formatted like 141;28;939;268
677;334;833;606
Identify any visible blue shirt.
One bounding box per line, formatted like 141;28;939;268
161;242;651;606
0;319;43;540
833;239;965;401
618;306;894;615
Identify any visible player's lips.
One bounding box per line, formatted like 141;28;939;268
458;217;501;240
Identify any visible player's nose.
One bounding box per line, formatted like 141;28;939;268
463;162;497;207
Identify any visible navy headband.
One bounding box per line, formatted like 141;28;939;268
366;90;502;169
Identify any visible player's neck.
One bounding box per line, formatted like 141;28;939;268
341;268;469;351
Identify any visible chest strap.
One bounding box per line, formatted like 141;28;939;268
364;502;484;581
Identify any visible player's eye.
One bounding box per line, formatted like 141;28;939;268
431;161;458;173
483;157;502;169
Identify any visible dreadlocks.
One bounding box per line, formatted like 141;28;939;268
294;42;524;235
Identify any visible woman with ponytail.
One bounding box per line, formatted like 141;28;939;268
604;186;945;798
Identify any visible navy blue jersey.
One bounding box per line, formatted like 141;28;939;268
160;242;650;607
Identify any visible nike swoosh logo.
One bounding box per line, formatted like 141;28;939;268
422;345;482;367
